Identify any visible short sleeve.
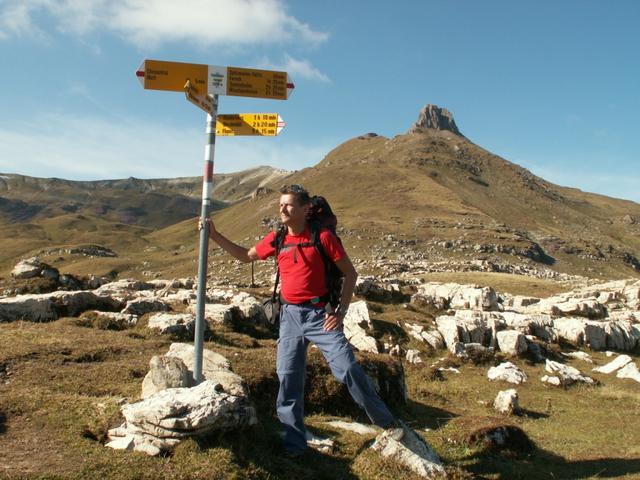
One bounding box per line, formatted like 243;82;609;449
254;231;277;260
319;230;346;263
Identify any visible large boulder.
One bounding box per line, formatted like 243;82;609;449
0;290;122;322
553;318;607;350
107;380;257;455
496;330;528;356
11;257;49;279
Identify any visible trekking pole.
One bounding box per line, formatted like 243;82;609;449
194;93;219;384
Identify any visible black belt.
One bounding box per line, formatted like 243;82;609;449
281;293;329;307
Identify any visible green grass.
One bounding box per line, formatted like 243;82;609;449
1;296;640;479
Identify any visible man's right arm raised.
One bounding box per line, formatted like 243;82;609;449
200;218;260;263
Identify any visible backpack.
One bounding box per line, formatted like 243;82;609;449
263;196;344;326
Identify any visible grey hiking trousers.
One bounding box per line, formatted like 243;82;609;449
276;303;396;453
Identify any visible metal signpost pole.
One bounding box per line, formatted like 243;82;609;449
194;94;219;383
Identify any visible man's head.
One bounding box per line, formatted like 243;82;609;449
279;184;310;229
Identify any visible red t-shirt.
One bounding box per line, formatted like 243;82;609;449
255;227;346;304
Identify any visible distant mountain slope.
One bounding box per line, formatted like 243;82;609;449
1;106;638;281
0;166;290;228
208;106;640;279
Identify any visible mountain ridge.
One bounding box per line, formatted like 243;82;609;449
1;106;638;282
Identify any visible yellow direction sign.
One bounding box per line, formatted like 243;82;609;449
216;114;285;136
136;60;294;100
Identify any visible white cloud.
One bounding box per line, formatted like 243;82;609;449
260;54;331;83
0;112;332;181
0;0;328;47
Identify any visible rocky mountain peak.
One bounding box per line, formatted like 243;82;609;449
408;104;462;136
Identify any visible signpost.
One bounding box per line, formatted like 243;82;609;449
137;59;294;382
216;114;286;136
136;59;295;100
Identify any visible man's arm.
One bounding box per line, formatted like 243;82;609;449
323;254;358;331
200;218;260;263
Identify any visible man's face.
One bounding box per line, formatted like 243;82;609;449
279;193;308;226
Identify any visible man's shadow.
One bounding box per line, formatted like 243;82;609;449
463;440;640;479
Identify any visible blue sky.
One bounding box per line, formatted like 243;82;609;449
0;0;638;202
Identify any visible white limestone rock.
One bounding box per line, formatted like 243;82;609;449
496;330;528;356
11;257;43;279
324;420;378;435
147;312;196;337
436;313;490;352
0;294;56;322
531;296;606;319
541;375;561;386
405;322;445;350
616;362;640;383
406;349;423;364
593;355;633;374
189;303;240;325
412;282;500;311
165;343;246;397
114;381;256;447
122;298;169;316
545;359;595;386
343;301;379;354
553;318;607;350
603;321;639;351
0;290;121;322
141;355;192;398
494;389;520;415
562;351;593;363
371;424;445;478
487;362;528;385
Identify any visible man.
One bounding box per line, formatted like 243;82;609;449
202;184;401;456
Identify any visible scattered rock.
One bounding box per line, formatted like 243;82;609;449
592;355;632;374
616;362;640;383
406;349;423;364
371;423;445;478
147;312;197;338
122;298;169;316
493;389;520;415
487;362;528;385
544;360;595;386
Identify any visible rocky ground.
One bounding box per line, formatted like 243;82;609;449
1;256;640;479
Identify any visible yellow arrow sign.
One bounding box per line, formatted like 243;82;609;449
136;59;294;100
216;114;286;136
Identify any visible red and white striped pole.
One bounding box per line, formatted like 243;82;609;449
194;94;219;383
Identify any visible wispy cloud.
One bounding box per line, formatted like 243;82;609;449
0;112;332;180
260;54;331;83
0;0;328;47
517;158;640;204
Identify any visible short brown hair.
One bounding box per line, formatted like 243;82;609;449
280;184;311;206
